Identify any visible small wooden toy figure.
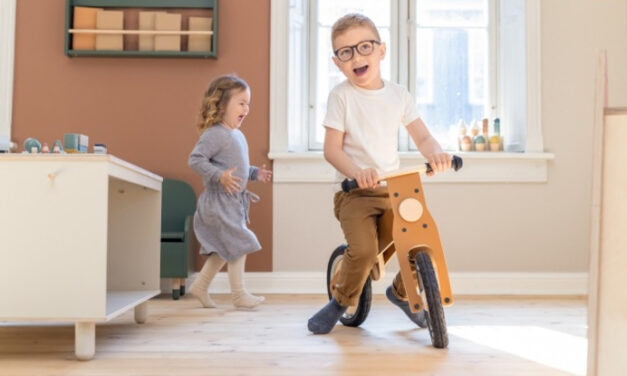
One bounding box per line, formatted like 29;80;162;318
41;142;50;153
24;138;41;153
51;140;64;153
473;134;486;151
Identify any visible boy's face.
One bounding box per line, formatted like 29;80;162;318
223;88;251;130
332;26;386;90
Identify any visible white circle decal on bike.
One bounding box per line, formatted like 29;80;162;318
398;198;423;222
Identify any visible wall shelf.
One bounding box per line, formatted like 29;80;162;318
65;0;218;58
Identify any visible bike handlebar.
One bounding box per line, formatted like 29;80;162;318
341;155;463;193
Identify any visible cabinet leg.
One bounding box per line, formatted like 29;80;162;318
135;301;148;324
75;321;95;361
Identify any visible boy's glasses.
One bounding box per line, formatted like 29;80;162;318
334;40;381;62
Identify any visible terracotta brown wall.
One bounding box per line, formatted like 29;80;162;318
12;0;272;271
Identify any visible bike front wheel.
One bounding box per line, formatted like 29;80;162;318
415;251;449;348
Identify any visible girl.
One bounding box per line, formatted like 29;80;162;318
188;74;271;309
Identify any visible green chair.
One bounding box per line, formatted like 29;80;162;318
161;179;196;300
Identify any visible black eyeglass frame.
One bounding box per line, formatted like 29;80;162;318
333;40;381;62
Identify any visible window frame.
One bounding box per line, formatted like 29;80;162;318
269;0;552;183
0;0;16;143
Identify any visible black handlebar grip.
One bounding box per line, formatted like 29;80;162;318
426;155;463;174
341;178;360;193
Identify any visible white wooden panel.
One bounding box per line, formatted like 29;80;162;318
0;159;108;320
596;111;627;376
107;176;161;292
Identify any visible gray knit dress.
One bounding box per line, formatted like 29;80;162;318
188;124;261;262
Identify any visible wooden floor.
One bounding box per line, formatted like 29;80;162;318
0;294;587;376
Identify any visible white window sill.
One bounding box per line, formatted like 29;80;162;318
268;151;555;183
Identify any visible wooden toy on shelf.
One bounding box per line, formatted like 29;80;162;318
52;140;64;153
24;138;42;153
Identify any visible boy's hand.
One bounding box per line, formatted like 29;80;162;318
354;168;379;189
426;153;452;176
220;167;242;194
257;164;273;183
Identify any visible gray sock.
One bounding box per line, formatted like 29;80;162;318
386;286;428;328
307;298;347;334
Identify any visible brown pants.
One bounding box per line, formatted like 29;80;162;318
332;187;409;307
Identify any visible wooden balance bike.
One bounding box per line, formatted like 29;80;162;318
327;156;463;348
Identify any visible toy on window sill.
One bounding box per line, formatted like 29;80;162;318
473;134;486;151
457;120;469;150
41;142;50;153
470;120;480;138
460;135;472;151
23;138;42;153
490;118;503;151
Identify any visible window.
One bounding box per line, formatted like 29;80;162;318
282;0;534;153
411;0;492;151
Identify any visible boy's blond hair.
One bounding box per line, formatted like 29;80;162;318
331;13;381;47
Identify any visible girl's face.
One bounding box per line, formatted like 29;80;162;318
222;88;251;130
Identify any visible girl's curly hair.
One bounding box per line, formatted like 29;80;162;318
197;74;249;132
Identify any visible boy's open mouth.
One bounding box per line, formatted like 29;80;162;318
353;65;369;76
238;115;244;122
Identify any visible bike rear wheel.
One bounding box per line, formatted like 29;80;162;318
415;251;448;348
327;245;372;327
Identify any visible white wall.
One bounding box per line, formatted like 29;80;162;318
272;0;627;275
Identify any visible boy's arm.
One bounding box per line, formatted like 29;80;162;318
323;127;378;188
406;117;452;173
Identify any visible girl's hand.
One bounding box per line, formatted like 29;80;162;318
220;167;242;194
354;168;379;189
257;164;273;183
426;153;452;176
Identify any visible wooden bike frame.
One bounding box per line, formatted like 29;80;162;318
371;165;454;313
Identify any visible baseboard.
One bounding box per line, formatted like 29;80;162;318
167;272;588;296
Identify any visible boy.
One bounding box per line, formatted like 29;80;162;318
307;13;452;335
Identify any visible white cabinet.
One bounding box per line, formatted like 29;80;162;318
0;154;162;360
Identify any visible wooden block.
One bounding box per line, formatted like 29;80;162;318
154;13;182;52
95;10;124;51
72;6;102;50
188;17;212;52
138;11;164;51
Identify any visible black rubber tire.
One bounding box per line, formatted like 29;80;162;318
326;245;372;327
180;285;186;296
415;251;448;348
172;289;180;300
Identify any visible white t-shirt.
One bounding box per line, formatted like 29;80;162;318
323;80;421;178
